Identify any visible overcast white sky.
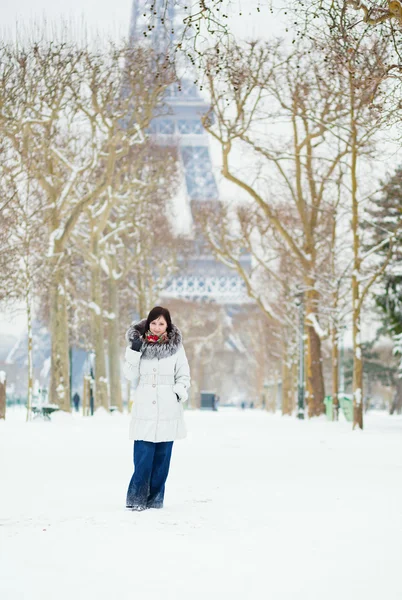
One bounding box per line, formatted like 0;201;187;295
2;0;133;40
1;1;282;42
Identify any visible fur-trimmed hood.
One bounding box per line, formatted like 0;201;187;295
125;318;183;360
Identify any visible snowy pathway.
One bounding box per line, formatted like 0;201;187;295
1;408;401;600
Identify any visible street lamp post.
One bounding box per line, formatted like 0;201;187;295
296;292;305;420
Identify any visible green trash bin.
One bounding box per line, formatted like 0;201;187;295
324;395;353;421
339;395;353;422
324;396;333;420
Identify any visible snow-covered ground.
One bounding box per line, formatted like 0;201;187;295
1;407;401;600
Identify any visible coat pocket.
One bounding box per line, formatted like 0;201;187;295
158;386;180;420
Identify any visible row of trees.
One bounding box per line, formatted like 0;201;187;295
1;1;401;427
0;36;270;419
193;5;402;428
131;0;401;425
0;40;183;415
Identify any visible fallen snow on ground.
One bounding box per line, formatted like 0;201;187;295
1;408;402;600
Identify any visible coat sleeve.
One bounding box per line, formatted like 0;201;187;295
123;346;141;390
173;346;191;402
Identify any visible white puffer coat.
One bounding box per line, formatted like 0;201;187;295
123;319;190;442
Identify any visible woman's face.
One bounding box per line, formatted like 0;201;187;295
150;316;168;336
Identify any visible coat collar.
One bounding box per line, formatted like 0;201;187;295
126;318;182;360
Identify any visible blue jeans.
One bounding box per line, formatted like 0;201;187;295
126;441;174;509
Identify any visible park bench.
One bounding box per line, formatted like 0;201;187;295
31;404;60;421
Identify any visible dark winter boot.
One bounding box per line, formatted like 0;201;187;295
126;504;147;512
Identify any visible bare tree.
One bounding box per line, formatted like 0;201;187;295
196;199;301;414
63;140;181;411
322;20;395;429
0;39;174;411
201;41;355;416
100;143;180;411
293;1;402;73
0;156;47;419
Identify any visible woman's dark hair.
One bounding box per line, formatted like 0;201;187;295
145;306;172;335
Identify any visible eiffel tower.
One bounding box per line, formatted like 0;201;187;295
129;0;251;305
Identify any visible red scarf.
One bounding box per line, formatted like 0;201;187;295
146;330;168;344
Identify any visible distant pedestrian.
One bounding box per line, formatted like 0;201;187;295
73;392;80;412
123;306;190;511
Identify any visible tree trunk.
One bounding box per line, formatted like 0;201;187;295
264;384;271;412
350;78;363;431
0;372;6;420
107;259;123;412
90;236;109;411
26;282;34;422
332;324;339;421
271;370;279;413
256;343;265;409
305;288;325;417
330;196;340;422
352;292;363;429
290;360;297;413
82;375;90;416
281;346;293;416
49;268;71;411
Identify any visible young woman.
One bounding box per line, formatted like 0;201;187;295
123;306;190;511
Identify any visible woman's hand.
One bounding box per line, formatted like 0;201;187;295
131;338;143;352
